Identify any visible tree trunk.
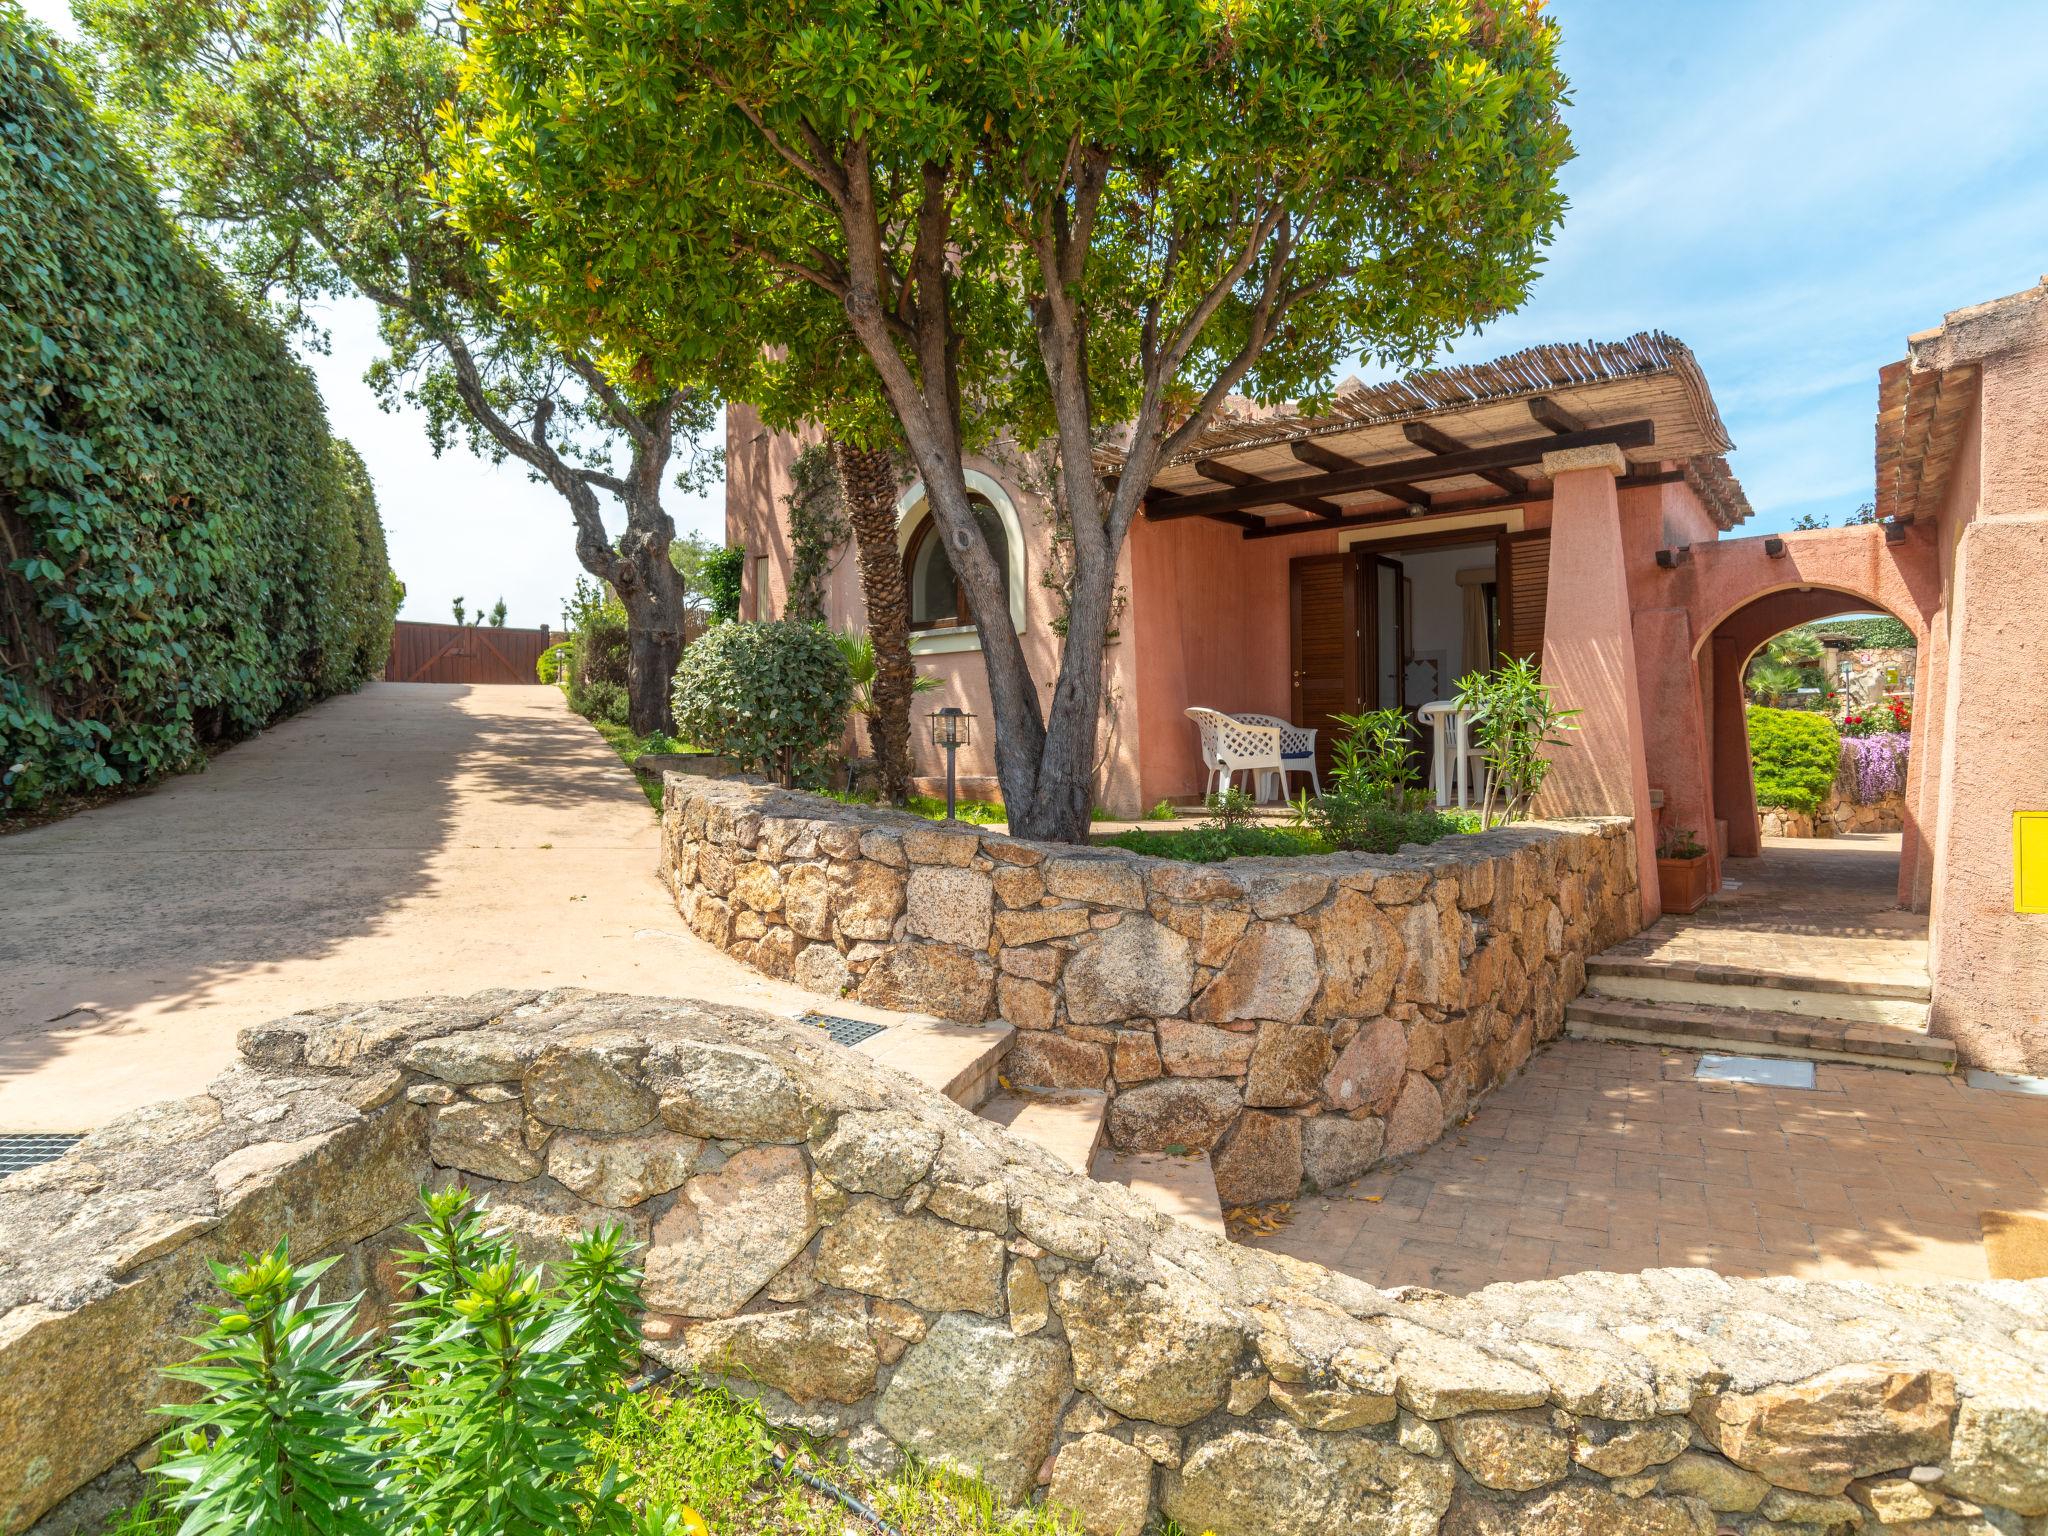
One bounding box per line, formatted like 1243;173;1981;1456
834;439;915;803
612;512;685;736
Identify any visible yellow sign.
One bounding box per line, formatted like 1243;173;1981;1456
2019;812;2048;914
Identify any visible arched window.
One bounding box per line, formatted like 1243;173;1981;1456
904;493;1012;631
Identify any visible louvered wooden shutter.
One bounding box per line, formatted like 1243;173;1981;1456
1498;531;1550;665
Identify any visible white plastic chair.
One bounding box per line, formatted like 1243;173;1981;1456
1186;707;1286;802
1417;701;1487;811
1231;713;1321;802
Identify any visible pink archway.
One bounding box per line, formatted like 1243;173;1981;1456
1626;521;1939;907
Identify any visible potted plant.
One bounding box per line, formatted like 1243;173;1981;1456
1656;826;1714;914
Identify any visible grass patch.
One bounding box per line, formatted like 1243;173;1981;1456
592;723;700;810
819;787;1007;826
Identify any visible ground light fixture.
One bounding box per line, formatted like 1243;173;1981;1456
928;705;974;821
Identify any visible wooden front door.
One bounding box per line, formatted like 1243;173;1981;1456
1290;554;1363;774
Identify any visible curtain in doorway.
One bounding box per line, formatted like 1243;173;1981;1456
1456;566;1494;681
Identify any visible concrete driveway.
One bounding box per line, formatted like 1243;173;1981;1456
0;684;849;1131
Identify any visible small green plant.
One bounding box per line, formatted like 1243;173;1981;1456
1144;799;1179;821
1330;708;1416;808
144;1189;655;1536
1453;657;1579;827
489;598;508;627
1204;784;1256;830
672;621;854;787
1748;705;1840;813
831;627;941;720
1658;826;1706;860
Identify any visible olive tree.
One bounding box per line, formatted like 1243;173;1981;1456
448;0;1570;839
77;0;717;734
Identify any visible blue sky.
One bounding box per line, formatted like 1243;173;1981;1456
23;0;2048;626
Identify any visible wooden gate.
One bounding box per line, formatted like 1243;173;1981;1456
384;621;558;684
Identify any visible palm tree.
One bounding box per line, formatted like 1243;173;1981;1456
834;629;939;772
833;440;919;802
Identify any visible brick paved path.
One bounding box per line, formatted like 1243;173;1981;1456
1248;1039;2048;1292
1601;833;1929;991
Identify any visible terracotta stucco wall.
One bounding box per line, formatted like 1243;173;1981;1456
1924;292;2048;1072
721;412;1145;810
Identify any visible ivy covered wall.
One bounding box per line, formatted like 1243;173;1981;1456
0;15;398;811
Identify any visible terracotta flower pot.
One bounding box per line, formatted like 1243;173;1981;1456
1656;853;1714;915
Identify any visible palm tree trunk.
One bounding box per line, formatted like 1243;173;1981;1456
834;439;915;804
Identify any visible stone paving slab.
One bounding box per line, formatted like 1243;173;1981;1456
1241;1037;2048;1293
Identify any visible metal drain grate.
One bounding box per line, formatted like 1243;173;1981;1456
800;1012;888;1049
1696;1054;1816;1090
0;1132;84;1177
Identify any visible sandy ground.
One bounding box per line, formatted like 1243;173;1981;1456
0;683;883;1131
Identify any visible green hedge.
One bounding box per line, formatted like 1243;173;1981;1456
1;18;397;811
1748;705;1840;813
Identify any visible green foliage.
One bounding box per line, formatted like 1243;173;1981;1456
1298;708;1440;853
1204;785;1258;831
1104;809;1470;863
148;1189;649;1536
1334;709;1417;807
702;547;746;625
784;444;847;625
1748;705;1840;813
830;627;940;719
1453;658;1579;827
1103;824;1326;862
445;0;1569;837
537;641;574;686
0;19;397;812
671;621;853;786
596;1380;1084;1536
1143;799;1179;822
1658;826;1706;860
1811;615;1915;650
155;1246;383;1534
560;576;632;726
819;787;1005;825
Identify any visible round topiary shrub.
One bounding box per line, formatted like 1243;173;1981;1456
672;620;853;785
1747;705;1840;813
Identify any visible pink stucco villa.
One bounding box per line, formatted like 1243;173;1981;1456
726;278;2048;1074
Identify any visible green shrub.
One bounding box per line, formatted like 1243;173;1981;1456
1452;657;1578;826
671;620;852;786
1748;705;1840;812
536;640;573;685
0;20;397;812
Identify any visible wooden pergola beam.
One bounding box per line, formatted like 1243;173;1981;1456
1140;419;1655;522
1287;439;1431;506
1238;465;1683;541
1526;394;1587;435
1195;458;1344;519
1402;419;1533;496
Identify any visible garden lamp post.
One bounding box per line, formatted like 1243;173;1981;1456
928;706;974;821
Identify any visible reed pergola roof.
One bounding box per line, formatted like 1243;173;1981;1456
1101;333;1753;538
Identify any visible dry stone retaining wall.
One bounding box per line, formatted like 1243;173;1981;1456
8;991;2048;1536
659;778;1640;1205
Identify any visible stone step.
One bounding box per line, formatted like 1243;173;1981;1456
851;1017;1015;1111
1585;956;1932;1029
1091;1148;1226;1238
977;1087;1108;1175
1565;995;1956;1073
